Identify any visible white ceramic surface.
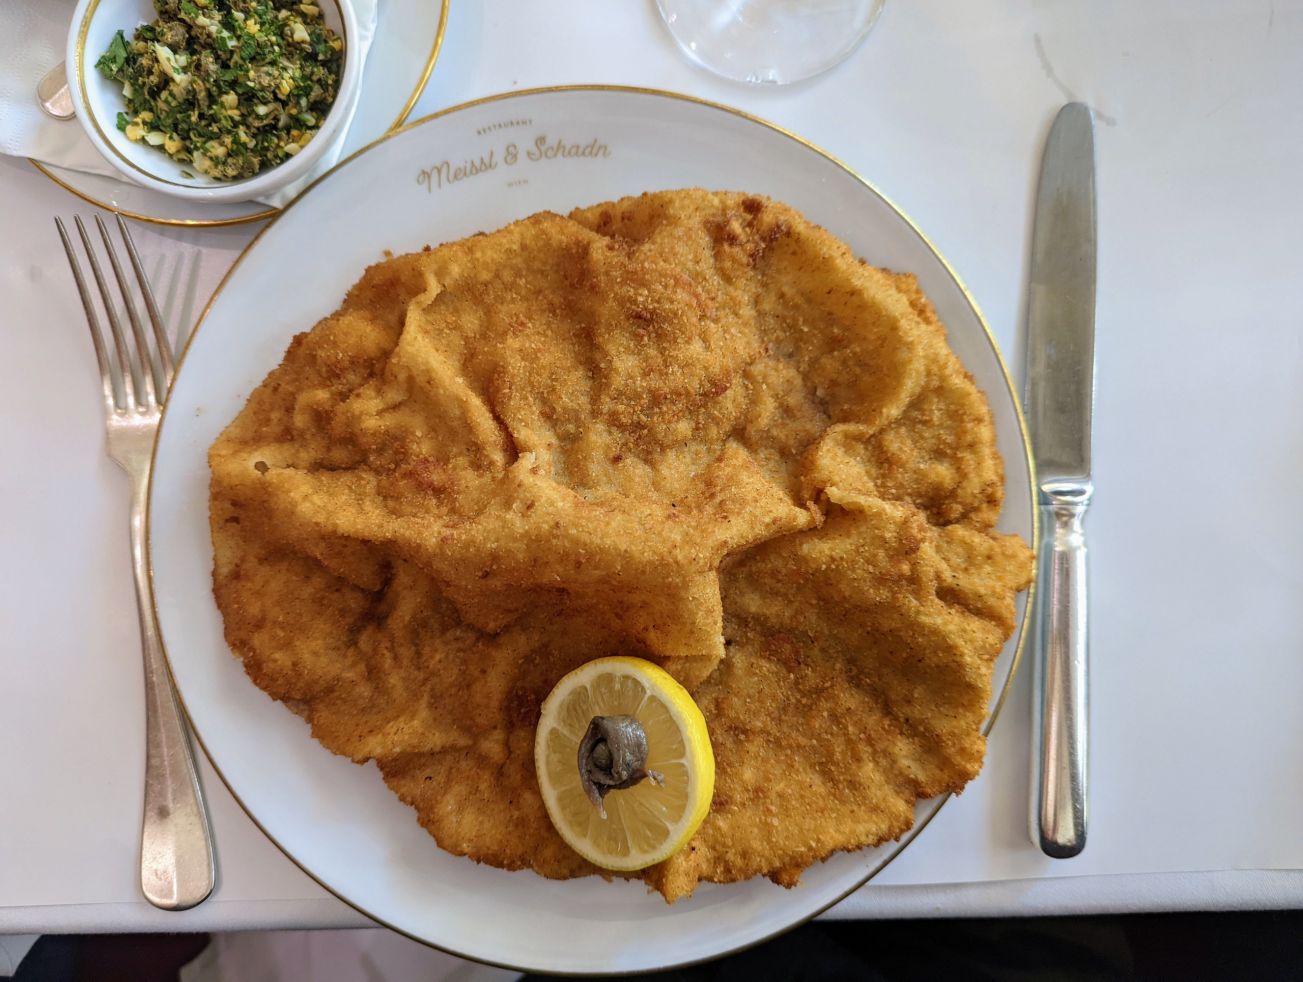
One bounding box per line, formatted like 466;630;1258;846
41;0;448;224
67;0;360;203
148;87;1034;974
38;0;443;225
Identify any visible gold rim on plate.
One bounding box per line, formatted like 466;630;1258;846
29;0;450;228
147;85;1040;976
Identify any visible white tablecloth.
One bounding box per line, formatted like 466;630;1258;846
2;0;1301;939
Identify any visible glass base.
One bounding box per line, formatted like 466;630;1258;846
657;0;886;85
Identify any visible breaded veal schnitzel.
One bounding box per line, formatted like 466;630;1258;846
209;189;1033;902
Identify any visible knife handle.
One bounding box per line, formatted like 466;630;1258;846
1032;482;1090;858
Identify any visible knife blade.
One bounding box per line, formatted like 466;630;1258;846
1024;102;1096;859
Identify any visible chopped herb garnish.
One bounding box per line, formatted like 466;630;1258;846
96;0;343;181
96;30;131;78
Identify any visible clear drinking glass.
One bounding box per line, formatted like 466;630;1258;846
656;0;886;85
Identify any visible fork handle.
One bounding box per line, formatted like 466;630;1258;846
1031;483;1090;859
129;475;216;910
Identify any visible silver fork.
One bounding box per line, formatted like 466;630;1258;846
56;214;216;911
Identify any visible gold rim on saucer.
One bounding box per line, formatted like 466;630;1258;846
30;0;450;228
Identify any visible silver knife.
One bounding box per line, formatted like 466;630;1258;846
1025;102;1096;859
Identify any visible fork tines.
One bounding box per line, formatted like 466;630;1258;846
55;214;175;416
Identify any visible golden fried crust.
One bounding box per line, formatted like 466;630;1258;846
209;189;1032;902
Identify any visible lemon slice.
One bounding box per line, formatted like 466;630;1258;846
535;656;715;871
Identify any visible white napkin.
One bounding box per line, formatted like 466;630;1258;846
0;0;377;208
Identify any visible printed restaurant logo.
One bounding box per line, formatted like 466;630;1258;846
418;133;612;192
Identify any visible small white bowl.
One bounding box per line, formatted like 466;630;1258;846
68;0;360;204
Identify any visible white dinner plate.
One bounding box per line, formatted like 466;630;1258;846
33;0;448;227
149;86;1036;975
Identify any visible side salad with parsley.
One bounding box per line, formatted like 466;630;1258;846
95;0;343;181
